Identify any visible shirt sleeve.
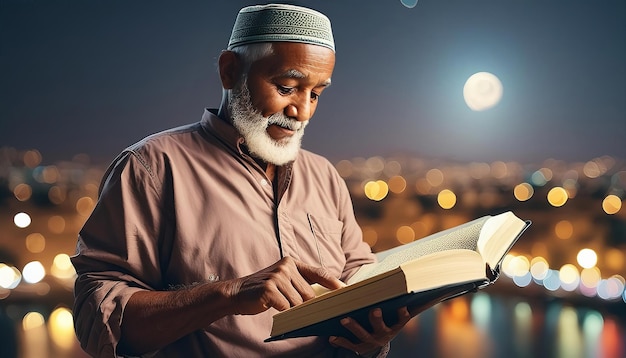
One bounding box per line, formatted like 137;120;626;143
71;149;171;357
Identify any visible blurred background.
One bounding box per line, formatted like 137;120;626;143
1;0;625;357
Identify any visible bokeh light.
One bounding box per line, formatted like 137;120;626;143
597;278;624;300
14;212;32;228
48;215;66;234
508;255;530;277
42;165;60;183
547;187;568;207
559;264;580;291
583;161;602;178
513;271;532;287
22;261;45;284
13;183;32;201
531;170;548;186
335;160;353;178
0;263;22;289
539;167;554;181
577;248;598;269
25;233;46;253
48;185;67;205
491;161;508;179
542;270;561;291
513;183;534;201
23;149;42;168
580;267;602;289
388;175;407;194
365;156;385;173
396;225;415;244
76;196;95;216
437;189;457;209
364;180;389;201
400;0;418;8
22;312;45;331
502;254;516;277
48;307;76;350
426;169;444;187
602;194;622;214
383;161;402;177
530;257;549;281
51;254;76;279
554;220;574;240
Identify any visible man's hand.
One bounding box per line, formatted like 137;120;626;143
329;307;413;357
224;256;345;315
118;257;343;355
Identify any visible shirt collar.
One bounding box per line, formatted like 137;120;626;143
200;108;246;155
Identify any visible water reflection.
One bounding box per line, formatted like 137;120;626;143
389;294;625;358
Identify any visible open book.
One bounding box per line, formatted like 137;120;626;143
266;211;530;342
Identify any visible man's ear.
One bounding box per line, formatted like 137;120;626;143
218;50;241;90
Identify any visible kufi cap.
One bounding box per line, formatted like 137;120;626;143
228;4;335;52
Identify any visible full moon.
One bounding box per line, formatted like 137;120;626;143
463;72;503;111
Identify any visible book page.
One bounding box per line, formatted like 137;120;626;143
477;212;528;269
348;218;488;284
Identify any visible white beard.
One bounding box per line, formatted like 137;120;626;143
228;80;308;165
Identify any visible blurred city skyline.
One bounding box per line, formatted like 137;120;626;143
1;147;625;357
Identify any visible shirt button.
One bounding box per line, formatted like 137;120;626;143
261;179;268;186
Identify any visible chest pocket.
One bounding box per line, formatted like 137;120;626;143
306;213;345;277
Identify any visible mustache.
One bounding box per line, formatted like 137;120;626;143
229;78;306;132
267;113;304;131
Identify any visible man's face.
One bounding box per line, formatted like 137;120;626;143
229;42;335;165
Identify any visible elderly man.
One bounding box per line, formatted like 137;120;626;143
72;4;412;357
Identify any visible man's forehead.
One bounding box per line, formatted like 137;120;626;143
252;44;335;85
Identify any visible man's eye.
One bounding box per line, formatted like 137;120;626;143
277;86;294;95
310;92;320;101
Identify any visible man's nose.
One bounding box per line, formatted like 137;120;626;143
284;93;311;122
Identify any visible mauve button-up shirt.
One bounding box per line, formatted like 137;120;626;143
71;109;377;357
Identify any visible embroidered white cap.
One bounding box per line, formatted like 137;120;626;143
227;4;335;52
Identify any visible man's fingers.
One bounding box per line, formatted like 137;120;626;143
288;275;317;302
254;257;345;312
391;307;412;329
265;267;308;308
234;257;347;314
264;295;291;311
295;261;345;290
368;308;391;334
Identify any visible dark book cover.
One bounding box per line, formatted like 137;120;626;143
266;280;486;342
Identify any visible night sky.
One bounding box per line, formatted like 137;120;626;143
1;0;625;165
